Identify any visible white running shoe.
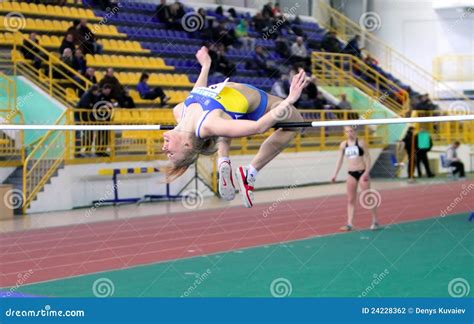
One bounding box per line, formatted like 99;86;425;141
235;166;255;208
218;160;236;201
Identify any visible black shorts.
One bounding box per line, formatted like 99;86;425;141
348;170;365;181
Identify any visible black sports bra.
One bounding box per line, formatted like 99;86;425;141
344;138;364;158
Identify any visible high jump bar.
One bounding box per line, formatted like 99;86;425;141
0;115;473;131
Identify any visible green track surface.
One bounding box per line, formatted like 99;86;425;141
17;213;474;297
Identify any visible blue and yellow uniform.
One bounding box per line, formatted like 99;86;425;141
183;80;268;138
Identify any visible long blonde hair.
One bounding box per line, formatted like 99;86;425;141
164;136;218;182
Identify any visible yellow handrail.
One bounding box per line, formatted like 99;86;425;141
317;2;470;101
433;54;474;82
312;52;409;116
22;110;67;213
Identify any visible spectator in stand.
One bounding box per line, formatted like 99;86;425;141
66;20;82;44
275;34;291;59
290;36;311;69
169;1;185;25
342;35;362;58
251;45;280;77
72;48;87;74
156;0;172;26
209;44;235;77
77;67;97;97
415;94;438;111
262;2;274;18
235;20;255;51
98;68;126;107
215;6;225;20
95;84;114;157
79;19;103;55
337;94;352;110
252;12;269;34
21;32;42;69
228;8;238;20
363;53;379;67
59;33;75;56
446;141;465;178
214;21;237;48
55;47;75;79
321;30;342;53
197;8;213;40
271;75;289;98
273;2;282;17
136;72;170;106
75;84;100;157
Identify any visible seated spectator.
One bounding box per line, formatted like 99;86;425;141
214;21;237;48
77;67;97;97
75;84;101;156
251;45;280;77
235;19;255;51
415;94;438;111
290;36;311;69
72;48;87;74
363;53;379;67
156;0;172;26
252;12;269;34
342;35;362;58
169;1;185;24
228;8;238;20
59;33;76;56
337;94;352;110
79;19;103;55
136;73;170;106
197;8;213;40
271;75;289;98
21;32;42;69
321;30;342;53
209;44;235;77
56;47;75;79
446;141;465;178
275;34;291;59
262;2;274;18
98;68;126;107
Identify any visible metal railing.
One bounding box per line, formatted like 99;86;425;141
411;110;474;145
312;52;409;116
317;1;470;101
433;55;474;82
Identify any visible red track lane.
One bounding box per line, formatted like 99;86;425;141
1;181;472;286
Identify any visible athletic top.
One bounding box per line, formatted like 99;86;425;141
183;79;268;138
344;138;364;159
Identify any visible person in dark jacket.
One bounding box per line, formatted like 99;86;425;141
75;84;100;156
136;73;169;106
402;126;416;179
342;35;362;58
321;30;342;53
94;84;114;156
98;68;125;106
59;33;75;56
72;48;87;74
21;32;42;69
77;67;97;97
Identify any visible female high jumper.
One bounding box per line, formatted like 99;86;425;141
332;126;380;230
163;46;307;208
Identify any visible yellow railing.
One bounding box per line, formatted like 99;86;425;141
0;72;25;167
312;52;409;116
12;32;92;108
22;111;67;213
411;110;474;145
433;55;474;82
317;2;469;101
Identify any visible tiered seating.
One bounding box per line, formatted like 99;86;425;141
0;15;126;38
94;71;192;88
0;2;98;21
86;54;173;71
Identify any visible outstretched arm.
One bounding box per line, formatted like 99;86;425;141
202;70;307;138
193;46;211;90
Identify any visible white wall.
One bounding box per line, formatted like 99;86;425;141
27;149;383;213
